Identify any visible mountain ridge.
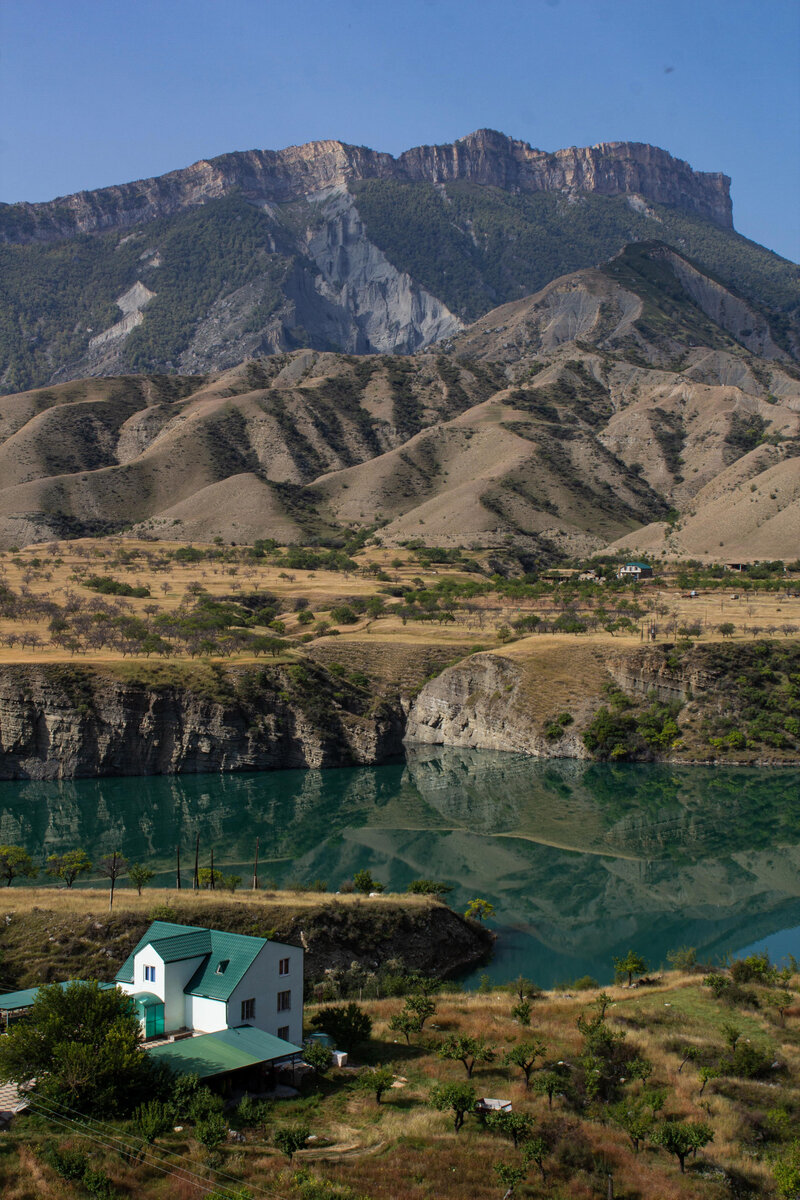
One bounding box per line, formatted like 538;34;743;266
1;128;733;243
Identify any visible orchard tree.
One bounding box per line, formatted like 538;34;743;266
429;1082;476;1132
46;849;91;887
486;1109;535;1148
652;1119;714;1173
274;1123;310;1162
0;845;37;887
98;851;128;912
355;1065;395;1104
438;1034;495;1078
503;1038;547;1088
302;1041;333;1077
310;1002;372;1050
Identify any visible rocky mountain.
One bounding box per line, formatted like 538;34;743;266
1;131;797;393
0;241;798;560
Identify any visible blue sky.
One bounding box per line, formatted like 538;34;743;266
1;0;798;261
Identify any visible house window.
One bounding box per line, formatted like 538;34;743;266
144;965;156;983
277;1025;290;1040
241;998;256;1021
277;990;291;1012
279;957;290;976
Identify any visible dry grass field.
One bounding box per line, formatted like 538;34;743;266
0;967;797;1199
1;536;798;671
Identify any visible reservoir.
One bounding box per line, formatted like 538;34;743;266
0;748;798;988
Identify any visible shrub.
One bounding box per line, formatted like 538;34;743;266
310;1003;372;1050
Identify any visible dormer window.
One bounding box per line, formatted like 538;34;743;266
215;959;230;975
144;965;156;983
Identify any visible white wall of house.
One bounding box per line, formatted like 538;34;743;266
127;949;207;1032
185;993;228;1033
226;942;304;1045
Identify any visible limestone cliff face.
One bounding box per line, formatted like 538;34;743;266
404;653;591;758
0;664;403;780
1;129;732;244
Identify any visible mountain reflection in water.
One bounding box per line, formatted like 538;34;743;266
1;748;798;987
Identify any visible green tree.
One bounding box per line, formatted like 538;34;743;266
355;1065;395;1104
652;1119;714;1173
486;1109;535;1148
195;1113;228;1154
438;1034;495;1078
522;1135;550;1181
613;949;648;986
774;1140;800;1198
511;999;531;1026
503;1038;547;1088
0;980;157;1116
223;873;242;893
46;849;91;888
132;1099;173;1144
609;1098;654;1152
388;1010;421;1044
494;1162;527;1196
718;622;736;638
429;1082;476;1132
310;1002;372;1050
274;1122;310;1161
303;1041;333;1077
532;1070;563;1108
128;863;154;895
352;869;383;894
465;898;495;923
198;867;224;889
0;845;37;887
404;993;437;1031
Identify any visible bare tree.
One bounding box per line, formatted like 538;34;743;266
98;851;129;912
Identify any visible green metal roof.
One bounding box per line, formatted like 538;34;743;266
149;930;212;963
0;980;115;1012
183;930;268;1001
146;1026;301;1078
115;920;207;985
115;920;278;1002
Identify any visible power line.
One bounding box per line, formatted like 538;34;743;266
26;1091;290;1200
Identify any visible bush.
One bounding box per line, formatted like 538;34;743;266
310;1003;372;1050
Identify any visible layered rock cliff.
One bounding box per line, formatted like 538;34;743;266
0;661;404;780
0;129;732;244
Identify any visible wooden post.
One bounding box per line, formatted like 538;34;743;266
252;835;260;891
210;847;215;890
108;850;117;913
176;845;181;890
193;832;200;890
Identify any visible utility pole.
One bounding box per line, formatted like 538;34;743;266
252;835;260;891
210;847;215;890
193;832;200;890
176;845;181;890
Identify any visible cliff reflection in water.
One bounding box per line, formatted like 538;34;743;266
1;748;798;986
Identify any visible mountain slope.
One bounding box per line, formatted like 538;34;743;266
1;130;797;393
0;244;798;560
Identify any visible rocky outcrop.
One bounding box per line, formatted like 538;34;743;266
0;129;732;244
405;653;591;758
0;663;404;780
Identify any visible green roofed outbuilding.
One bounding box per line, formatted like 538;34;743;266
147;1025;301;1080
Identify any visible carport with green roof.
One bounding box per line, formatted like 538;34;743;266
147;1025;301;1085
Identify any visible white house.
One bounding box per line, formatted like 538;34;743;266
617;562;653;580
115;920;303;1047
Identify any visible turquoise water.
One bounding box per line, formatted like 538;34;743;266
1;748;798;988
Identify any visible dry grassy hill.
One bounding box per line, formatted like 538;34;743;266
0;244;798;561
